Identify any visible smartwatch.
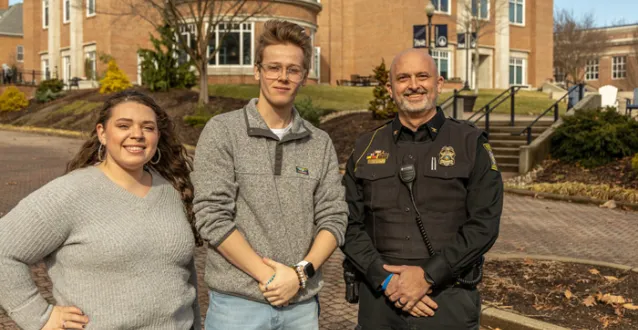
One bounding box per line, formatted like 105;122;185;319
294;261;316;289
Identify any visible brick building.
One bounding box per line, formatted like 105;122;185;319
18;0;554;89
580;24;638;92
0;0;23;71
20;0;322;86
316;0;554;89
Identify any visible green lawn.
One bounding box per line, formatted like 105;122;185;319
209;84;566;115
208;84;374;112
439;89;567;116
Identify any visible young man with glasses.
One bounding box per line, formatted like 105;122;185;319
192;20;347;330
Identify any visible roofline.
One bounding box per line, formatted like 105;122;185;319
583;23;638;31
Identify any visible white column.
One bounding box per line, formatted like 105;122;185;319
494;0;510;89
70;0;83;78
48;0;61;79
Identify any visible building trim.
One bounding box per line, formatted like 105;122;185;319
270;0;322;13
83;41;97;47
0;32;23;37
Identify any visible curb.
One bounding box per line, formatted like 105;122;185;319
485;253;638;273
505;187;638;211
0;124;196;152
481;306;570;330
479;253;638;330
319;109;368;124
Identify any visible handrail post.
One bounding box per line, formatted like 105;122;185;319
485;107;490;139
453;89;458;119
510;86;515;126
527;127;532;144
554;103;559;122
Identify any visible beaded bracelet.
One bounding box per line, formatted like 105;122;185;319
265;273;276;289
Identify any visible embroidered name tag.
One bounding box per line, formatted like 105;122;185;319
296;166;309;175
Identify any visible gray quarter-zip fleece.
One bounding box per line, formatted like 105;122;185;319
192;98;348;303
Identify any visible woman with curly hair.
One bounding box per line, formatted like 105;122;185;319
0;90;202;330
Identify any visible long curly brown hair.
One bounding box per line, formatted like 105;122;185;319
66;90;202;246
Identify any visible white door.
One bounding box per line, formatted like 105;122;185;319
63;56;71;83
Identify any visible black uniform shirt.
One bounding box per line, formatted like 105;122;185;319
342;110;503;288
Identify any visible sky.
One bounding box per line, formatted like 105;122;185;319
7;0;638;28
554;0;638;27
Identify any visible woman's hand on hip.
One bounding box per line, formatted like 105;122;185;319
42;305;89;330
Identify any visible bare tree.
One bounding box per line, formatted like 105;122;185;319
456;0;508;94
553;9;608;87
109;0;270;104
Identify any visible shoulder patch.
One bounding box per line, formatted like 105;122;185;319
483;143;499;171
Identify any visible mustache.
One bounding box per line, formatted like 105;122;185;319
403;88;427;96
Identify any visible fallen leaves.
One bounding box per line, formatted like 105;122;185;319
604;276;619;282
600;200;617;209
596;293;627;305
623;303;638;310
589;268;601;275
583;295;597;307
565;289;574;299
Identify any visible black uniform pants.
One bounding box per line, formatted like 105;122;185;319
356;280;481;330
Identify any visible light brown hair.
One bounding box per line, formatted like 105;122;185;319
255;20;313;72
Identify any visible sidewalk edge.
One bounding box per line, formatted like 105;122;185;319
505;187;638;211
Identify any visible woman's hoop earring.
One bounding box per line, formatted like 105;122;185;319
150;148;161;165
97;143;105;162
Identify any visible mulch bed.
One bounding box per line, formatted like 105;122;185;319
480;259;638;329
534;158;638;190
320;112;389;164
0;87;246;146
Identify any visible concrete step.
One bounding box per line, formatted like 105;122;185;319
492;147;520;156
497;162;519;172
488;132;539;141
474;120;554;127
495;155;520;164
487;139;528;148
480;126;548;134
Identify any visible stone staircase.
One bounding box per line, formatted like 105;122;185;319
474;120;554;173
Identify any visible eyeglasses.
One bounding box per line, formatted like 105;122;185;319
258;63;306;83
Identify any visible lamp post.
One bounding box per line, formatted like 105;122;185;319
425;2;435;55
462;31;470;90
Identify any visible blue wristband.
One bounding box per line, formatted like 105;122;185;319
381;274;394;291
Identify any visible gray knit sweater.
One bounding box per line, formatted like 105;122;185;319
0;166;201;330
192;99;348;304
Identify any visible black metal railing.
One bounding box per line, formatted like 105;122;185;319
466;86;522;137
0;69;51;86
438;89;459;118
513;83;584;144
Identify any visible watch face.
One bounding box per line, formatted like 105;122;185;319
305;263;316;279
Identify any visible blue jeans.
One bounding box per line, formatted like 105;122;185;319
205;291;319;330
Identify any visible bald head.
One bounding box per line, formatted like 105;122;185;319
386;48;444;114
389;49;438;82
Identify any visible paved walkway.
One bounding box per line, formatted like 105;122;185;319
0;130;636;329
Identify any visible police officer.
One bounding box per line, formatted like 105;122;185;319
341;49;503;329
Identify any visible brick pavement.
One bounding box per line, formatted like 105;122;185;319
1;130;636;329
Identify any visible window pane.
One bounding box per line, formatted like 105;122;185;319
516;65;522;84
509;3;515;22
481;0;488;18
516;4;523;23
242;29;252;65
219;32;240;65
440;59;448;79
472;0;478;15
509;65;515;84
441;0;448;12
